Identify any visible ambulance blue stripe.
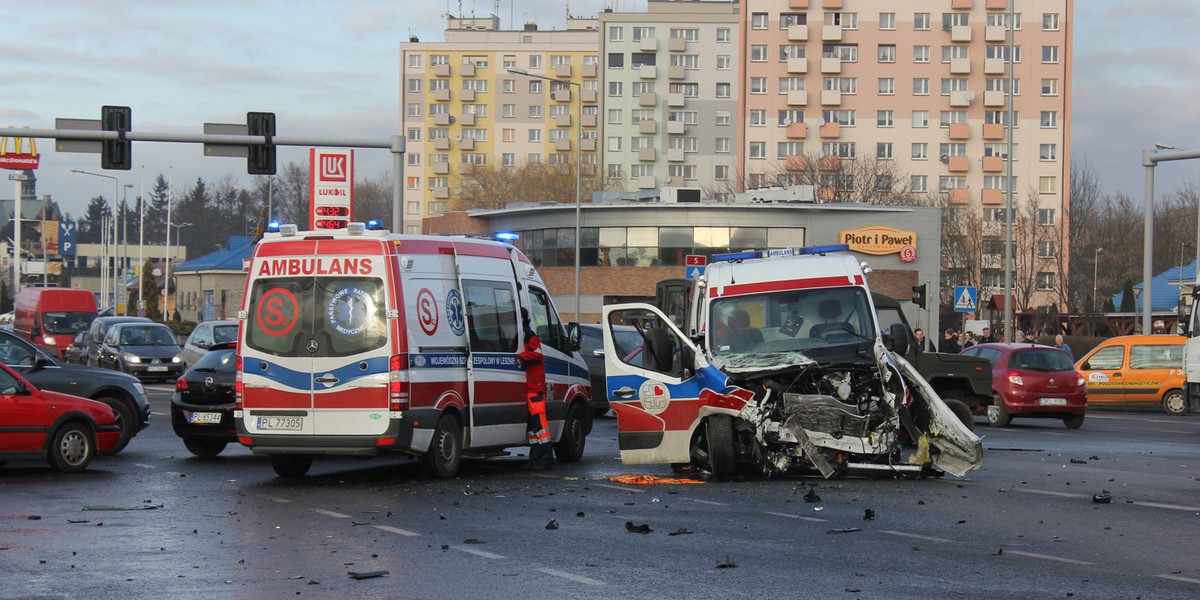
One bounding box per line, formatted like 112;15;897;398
243;356;389;391
408;352;585;379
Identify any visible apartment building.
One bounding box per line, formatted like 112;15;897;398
400;16;601;231
598;1;740;196
739;0;1071;309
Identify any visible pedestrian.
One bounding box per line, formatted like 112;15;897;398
938;328;960;353
172;308;181;322
518;307;553;470
1014;329;1026;343
978;326;998;344
913;328;935;353
1053;334;1073;360
960;331;976;349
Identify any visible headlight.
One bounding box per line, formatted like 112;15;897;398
171;355;182;363
43;336;56;345
122;352;142;364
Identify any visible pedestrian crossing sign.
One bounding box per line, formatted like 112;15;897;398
953;286;978;313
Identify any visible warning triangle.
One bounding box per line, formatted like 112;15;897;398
955;288;976;310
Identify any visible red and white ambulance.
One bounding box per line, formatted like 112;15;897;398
235;223;591;478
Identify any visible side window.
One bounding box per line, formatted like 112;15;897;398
0;368;20;394
1085;346;1125;370
0;337;35;367
463;279;518;353
1129;345;1183;370
105;328;120;345
977;347;1002;366
527;286;565;353
194;325;211;346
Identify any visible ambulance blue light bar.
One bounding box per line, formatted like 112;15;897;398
494;232;519;242
798;243;850;255
266;220;281;233
712;244;851;264
366;219;384;230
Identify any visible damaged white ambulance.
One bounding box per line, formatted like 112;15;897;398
601;244;983;479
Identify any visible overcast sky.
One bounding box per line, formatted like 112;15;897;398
1;0;1196;218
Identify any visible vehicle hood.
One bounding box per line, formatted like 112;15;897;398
712;351;816;375
119;345;182;358
52;362;144;387
892;353;984;477
42;389;117;425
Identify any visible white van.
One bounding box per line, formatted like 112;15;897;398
235;223;592;478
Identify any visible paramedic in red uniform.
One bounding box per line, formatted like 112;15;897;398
519;308;554;469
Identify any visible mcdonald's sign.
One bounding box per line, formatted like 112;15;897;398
0;128;40;170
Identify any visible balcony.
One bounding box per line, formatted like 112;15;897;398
786;122;808;138
667;93;685;107
787;90;808;106
667;120;686;135
433;113;452;126
819;122;841;138
982;155;1005;172
433;186;450;199
433;63;451;77
986;0;1008;8
984;90;1006;106
984;58;1006;75
949;90;973;107
819;155;841;170
948;188;969;204
553;89;572;102
460;88;476;102
638;147;657;161
639;64;657;79
581;138;597;152
786;155;809;171
951;25;972;43
951;0;972;8
668;37;686;52
821;57;842;73
459;137;475;150
788;25;808;41
460;63;476;77
789;0;809;7
948;123;970;140
433;138;450;150
640;92;658;107
556;114;573;127
458;113;476;126
787;57;808;74
458;162;474;175
668;65;685;80
822;0;842;7
432;162;450;175
950;57;971;74
555;139;572;152
638;175;656;189
667;148;684;162
555;64;572;78
983;123;1006;139
582;114;598;127
639;119;658;134
985;25;1007;42
947;155;969;172
822;25;843;41
667;176;685;187
582;63;598;78
982;189;1004;205
433;88;451;102
820;89;842;105
639;37;658;51
581;89;598;103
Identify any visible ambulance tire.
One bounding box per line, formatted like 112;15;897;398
422;414;462;479
706;414;736;479
553;402;587;463
270;454;313;478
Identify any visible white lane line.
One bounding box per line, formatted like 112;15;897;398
881;530;950;543
150;411;167;417
683;498;729;506
1004;550;1093;565
1162;430;1195;435
452;545;506;560
1130;501;1200;512
593;483;646;493
537;568;604;586
1155;574;1200;585
1014;489;1087;499
764;511;827;523
265;496;292;503
133;463;157;469
374;525;420;537
1018;489;1200;512
312;508;351;518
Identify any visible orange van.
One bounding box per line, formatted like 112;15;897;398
1074;335;1187;415
13;287;98;358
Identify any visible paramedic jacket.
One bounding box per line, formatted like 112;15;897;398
519;324;547;394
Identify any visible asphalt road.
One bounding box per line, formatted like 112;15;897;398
2;385;1199;599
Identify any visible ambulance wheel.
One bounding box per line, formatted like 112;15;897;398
554;402;587;463
705;414;736;479
422;414;462;479
270;454;312;478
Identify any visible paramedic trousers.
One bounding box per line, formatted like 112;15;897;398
526;391;553;466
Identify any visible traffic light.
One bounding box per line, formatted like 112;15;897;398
101;105;132;170
247;111;277;175
912;283;927;309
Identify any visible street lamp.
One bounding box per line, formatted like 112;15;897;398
507;66;583;321
8;172;29;293
166;221;192;320
70;169;120;310
120;183;133;314
1093;246;1103;312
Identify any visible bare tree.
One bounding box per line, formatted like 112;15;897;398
352;173;395;226
710;154;926;206
451;159;614;211
938;195;985;306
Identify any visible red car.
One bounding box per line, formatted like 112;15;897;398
959;343;1088;428
0;363;120;471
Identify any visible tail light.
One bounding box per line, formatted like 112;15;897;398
389;354;409;411
1075;371;1086;387
1006;370;1024;386
234;354;244;410
175;377;188;392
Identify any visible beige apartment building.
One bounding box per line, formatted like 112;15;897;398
739;0;1072;310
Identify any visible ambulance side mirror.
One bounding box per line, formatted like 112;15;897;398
886;323;911;356
565;322;582;352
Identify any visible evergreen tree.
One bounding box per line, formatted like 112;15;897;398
79;196;111;244
139;258;161;321
1119;280;1137;313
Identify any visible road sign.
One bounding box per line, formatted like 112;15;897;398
58;220;77;257
685;254;707;280
953;286;978;313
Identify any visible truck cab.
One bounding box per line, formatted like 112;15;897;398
603;245;982;479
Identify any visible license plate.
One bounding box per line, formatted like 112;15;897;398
148;366;169;372
257;417;303;431
188;411;222;424
1039;397;1068;406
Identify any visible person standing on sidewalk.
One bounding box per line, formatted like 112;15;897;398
519;307;553;469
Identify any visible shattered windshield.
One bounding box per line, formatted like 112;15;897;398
709;286;875;358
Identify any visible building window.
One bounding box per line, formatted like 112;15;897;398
717;55;732;70
608;53;624;69
749;142;766;159
716;82;731;98
1038;241;1056;259
1040;176;1057;194
408;54;423;68
528;55;542;69
778;110;804;126
912;110;929;128
1039;144;1057;161
913;78;929;95
876;142;893;160
528;129;541;142
779;78;805;93
1041;79;1058;96
823;77;857;94
671;54;700;70
822;109;856;126
822;142;856;159
1036;272;1056;291
825;12;858;29
1038;209;1056;226
1042;13;1060;31
528;80;542;94
716;138;731;153
911;175;927;192
716;28;731;42
913;45;930;63
528;105;542;119
751;45;768;62
749;110;767;126
608;26;623;41
877;110;893;127
780;13;807;28
1040;111;1058;128
608;81;623;96
407;153;420;166
914;13;930;30
407;103;421;117
879;13;896;30
777;142;803;158
751;13;769;29
608;137;622;152
406;127;421;141
1041;46;1059;63
502;104;516;118
715;112;731;126
715;165;729;181
878;45;896;63
912;143;928;160
750;77;768;94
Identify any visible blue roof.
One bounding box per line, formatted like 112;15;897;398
174;236;254;273
1113;259;1196;311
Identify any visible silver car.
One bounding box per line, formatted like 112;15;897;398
179;320;238;368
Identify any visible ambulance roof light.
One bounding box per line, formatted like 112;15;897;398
712;243;851;264
711;250;762;263
494;232;519;242
366;219;384;231
347;222;366;235
266;220;281;233
798;243;851;255
279;224;298;237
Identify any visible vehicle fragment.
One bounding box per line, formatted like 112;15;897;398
804;488;821;503
715;556;737;569
625;522;652;533
347;570;389;580
1092;493;1113;504
545;519;559;530
827;527;862;534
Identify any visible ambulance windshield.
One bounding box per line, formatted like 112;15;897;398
245;276;388;358
709;287;874;357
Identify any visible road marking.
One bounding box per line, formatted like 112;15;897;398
150;411;167;417
1015;489;1087;499
1003;550;1092;565
374;525;419;537
265;496;292;503
312;508;351;518
537;568;604;586
881;530;950;543
1018;489;1200;512
452;545;505;560
1155;574;1200;585
1130;501;1200;512
593;483;646;493
764;511;827;522
1162;430;1194;435
133;463;157;469
683;498;729;506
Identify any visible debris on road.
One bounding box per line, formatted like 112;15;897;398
1092;493;1113;504
804;488;821;503
347;570;389;580
625;522;652;533
827;527;862;534
606;474;704;485
668;528;694;536
463;538;486;544
863;509;875;520
545;520;559;530
82;504;163;511
1070;458;1087;464
715;555;738;569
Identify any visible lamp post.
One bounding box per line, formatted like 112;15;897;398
8;172;29;293
120;183;133;314
70;169;120;309
1093;246;1103;312
138;166;145;312
507;66;583;321
166;221;191;319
